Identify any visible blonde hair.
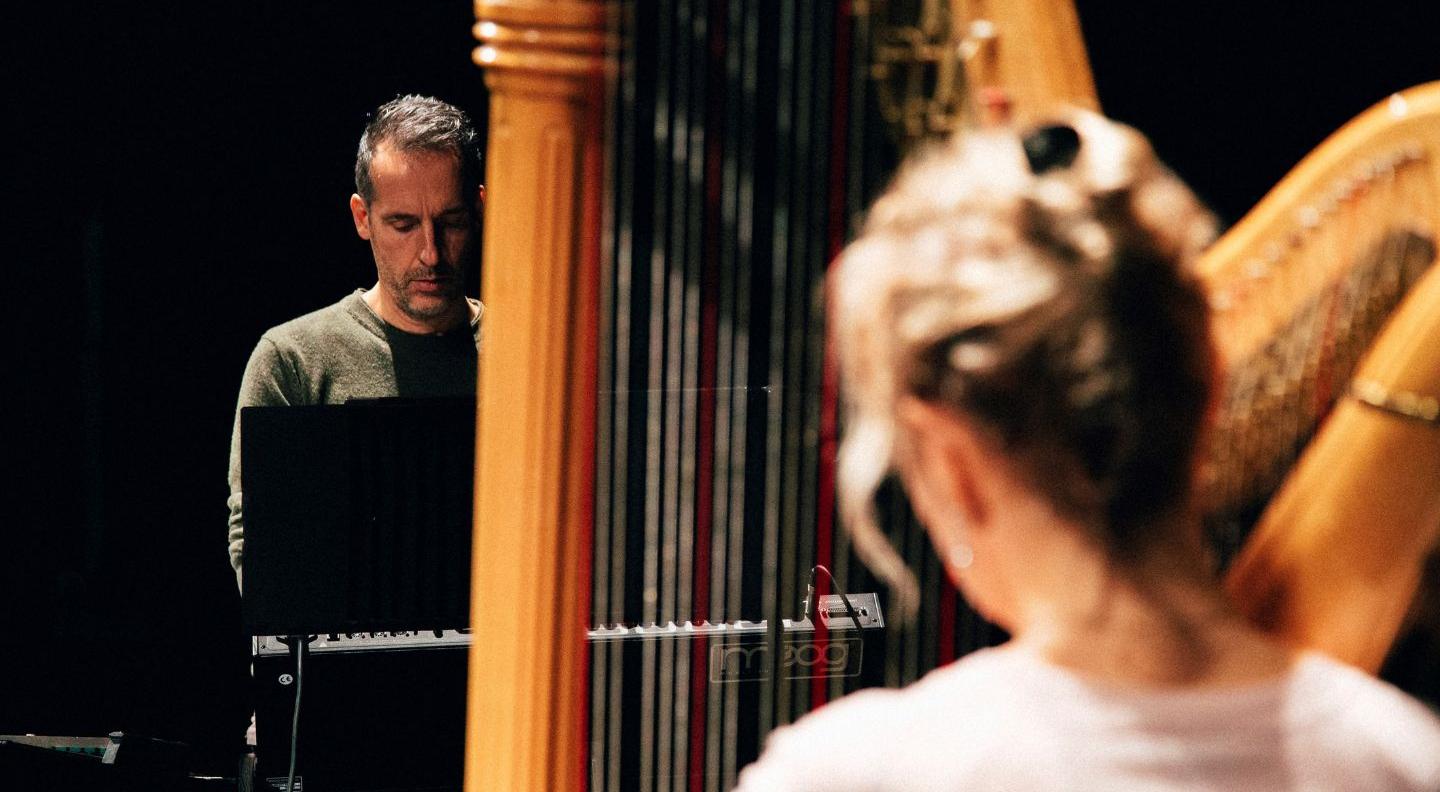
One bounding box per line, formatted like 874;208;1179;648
833;111;1217;618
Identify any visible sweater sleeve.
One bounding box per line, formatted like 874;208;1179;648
227;337;302;577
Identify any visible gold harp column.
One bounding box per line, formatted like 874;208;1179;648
955;0;1099;123
466;2;604;790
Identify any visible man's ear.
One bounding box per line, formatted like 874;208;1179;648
350;194;372;240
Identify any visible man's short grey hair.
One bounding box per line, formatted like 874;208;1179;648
355;94;482;204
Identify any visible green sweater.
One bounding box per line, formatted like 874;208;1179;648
226;289;482;572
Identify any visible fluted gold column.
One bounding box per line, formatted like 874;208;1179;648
466;2;605;789
955;0;1099;122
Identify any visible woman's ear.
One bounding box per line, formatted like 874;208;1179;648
895;396;991;539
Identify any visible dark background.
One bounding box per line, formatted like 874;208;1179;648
2;0;1435;774
5;0;490;771
1078;1;1440;225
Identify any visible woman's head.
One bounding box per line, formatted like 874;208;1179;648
834;110;1217;615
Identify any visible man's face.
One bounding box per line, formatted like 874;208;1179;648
350;143;479;333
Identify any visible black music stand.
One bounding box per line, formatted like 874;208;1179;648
241;398;475;792
240;397;475;637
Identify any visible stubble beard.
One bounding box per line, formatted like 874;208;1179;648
391;268;464;324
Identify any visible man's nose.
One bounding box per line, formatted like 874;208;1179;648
419;222;441;267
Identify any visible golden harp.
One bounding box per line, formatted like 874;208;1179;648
459;1;1440;788
1202;88;1440;673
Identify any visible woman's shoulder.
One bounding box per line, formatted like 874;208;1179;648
807;646;1026;727
733;648;1029;791
1287;651;1440;726
1282;652;1440;784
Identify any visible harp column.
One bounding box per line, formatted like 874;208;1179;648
953;0;1098;122
467;2;604;790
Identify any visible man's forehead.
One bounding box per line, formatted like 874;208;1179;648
369;143;465;202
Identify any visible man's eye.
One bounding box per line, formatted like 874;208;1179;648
391;222;418;232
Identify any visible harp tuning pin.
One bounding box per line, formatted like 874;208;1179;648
1263;242;1283;264
1387;92;1410;118
1334;177;1359;202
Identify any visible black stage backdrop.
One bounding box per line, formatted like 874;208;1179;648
5;1;489;773
3;0;1435;777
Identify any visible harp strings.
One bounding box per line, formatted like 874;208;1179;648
1203;145;1438;548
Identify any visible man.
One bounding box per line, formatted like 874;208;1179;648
226;95;485;575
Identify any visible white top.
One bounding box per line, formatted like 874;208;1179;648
735;646;1440;791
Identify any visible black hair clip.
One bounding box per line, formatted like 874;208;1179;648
1022;124;1081;175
